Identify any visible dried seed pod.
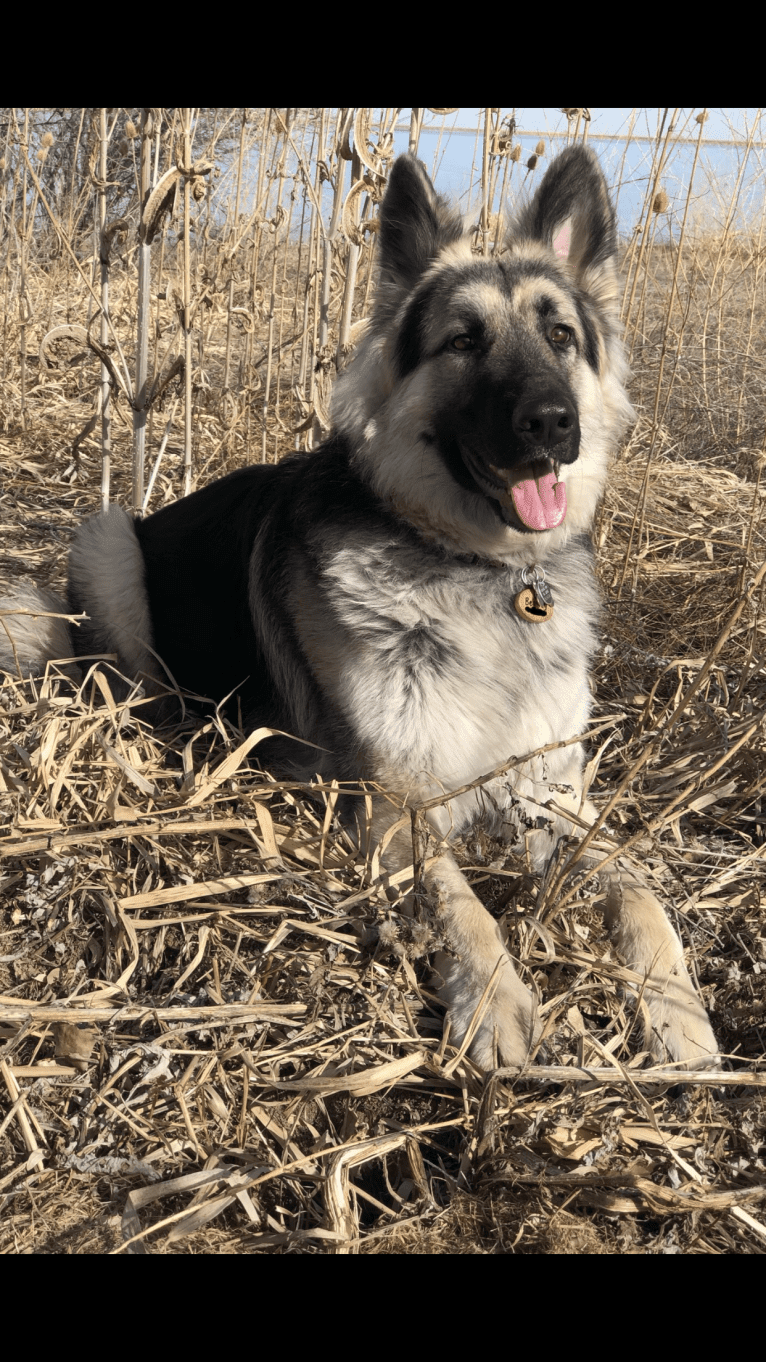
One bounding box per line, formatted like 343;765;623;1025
337;108;354;161
39;324;89;370
510;144;522;162
148;354;185;410
535;139;546;157
125;119;138;139
101;216;129;263
527;153;538;171
141;166;181;244
352;108;391;177
341;178;371;247
652;189;669;213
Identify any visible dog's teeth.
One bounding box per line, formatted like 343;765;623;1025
488;462;511;488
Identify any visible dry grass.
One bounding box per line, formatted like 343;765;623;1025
1;109;766;1254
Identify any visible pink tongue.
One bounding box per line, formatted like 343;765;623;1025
510;471;567;530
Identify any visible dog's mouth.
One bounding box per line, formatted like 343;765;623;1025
461;451;567;531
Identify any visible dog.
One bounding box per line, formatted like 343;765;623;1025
0;147;718;1069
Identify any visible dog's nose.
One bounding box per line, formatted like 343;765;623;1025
513;395;578;449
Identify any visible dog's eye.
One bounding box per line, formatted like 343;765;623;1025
451;335;475;351
549;325;572;346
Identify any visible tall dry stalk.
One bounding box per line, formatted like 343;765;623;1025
96;108;113;510
133;109;154;513
621;108;677;331
617;110;710;599
429;109;458;182
306;110;328;446
613;107;637;216
1;116;17;383
293;118;321;445
479;109;493;257
232;108;247;237
654;112;710;429
181;108;194;496
313;111;347;443
408;109;423;156
336;141;362;367
260;123;291;463
18;109;30;432
735;175;766;442
698;111;763;425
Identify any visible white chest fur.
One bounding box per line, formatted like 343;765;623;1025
316;534;598;850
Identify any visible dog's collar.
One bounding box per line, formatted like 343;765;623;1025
435;540;558;614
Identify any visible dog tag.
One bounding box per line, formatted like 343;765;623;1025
514;566;555;623
514;587;554;623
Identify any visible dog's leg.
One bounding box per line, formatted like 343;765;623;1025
530;771;718;1066
523;770;718;1065
370;805;540;1069
598;857;719;1066
427;852;541;1069
544;782;719;1066
555;790;717;1064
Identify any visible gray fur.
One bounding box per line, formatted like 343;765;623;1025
0;586;79;681
68;504;157;688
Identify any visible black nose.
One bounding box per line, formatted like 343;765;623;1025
512;395;578;450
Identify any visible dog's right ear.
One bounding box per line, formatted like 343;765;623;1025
376;155;464;311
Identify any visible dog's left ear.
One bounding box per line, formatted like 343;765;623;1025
511;147;619;312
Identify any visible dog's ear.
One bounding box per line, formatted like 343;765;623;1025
376;155;464;310
510;147;619;311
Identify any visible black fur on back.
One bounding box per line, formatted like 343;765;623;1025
126;437;401;771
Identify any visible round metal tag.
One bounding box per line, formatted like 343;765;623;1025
514;588;554;623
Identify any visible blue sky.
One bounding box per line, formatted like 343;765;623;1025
412;109;760;143
212;111;766;244
390;110;766;238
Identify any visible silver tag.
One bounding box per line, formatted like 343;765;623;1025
521;565;554;608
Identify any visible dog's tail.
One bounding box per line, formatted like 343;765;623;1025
0;586;80;680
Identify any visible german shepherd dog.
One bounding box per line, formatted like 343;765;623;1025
1;148;718;1069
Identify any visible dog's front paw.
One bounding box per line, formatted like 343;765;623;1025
438;951;541;1069
647;985;720;1069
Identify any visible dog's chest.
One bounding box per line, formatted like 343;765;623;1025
324;541;597;791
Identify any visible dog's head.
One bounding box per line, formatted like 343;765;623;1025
331;147;634;563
